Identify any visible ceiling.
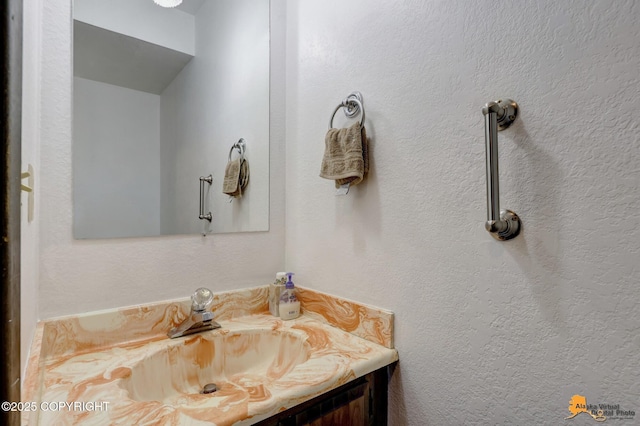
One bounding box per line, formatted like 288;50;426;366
174;0;206;15
73;21;193;94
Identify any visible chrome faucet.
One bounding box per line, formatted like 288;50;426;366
168;288;221;338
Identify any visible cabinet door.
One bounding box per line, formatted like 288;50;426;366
297;379;368;426
255;365;394;426
306;393;366;426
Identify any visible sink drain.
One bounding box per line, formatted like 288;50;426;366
201;383;218;394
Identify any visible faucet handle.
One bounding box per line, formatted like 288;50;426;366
191;288;213;312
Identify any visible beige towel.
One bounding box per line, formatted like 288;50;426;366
320;121;368;188
223;158;250;197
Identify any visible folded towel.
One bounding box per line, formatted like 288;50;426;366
223;158;240;195
223;158;250;198
320;121;368;188
238;159;249;193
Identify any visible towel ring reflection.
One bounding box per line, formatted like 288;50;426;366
329;92;365;130
228;138;246;162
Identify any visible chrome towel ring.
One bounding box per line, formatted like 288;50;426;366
228;138;246;162
329;91;365;129
225;138;249;202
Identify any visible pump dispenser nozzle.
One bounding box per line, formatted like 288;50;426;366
285;272;295;288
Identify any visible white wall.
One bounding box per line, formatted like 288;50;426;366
30;0;640;423
160;0;270;235
284;1;640;424
36;0;286;318
73;78;161;238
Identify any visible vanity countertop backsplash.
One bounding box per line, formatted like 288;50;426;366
22;286;397;425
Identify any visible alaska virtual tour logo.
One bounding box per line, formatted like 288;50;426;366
565;395;636;422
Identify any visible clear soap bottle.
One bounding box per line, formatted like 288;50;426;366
278;273;300;320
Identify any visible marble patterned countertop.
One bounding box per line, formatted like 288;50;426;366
22;286;398;425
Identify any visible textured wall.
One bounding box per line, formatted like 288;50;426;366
284;1;640;424
36;0;286;318
30;0;640;423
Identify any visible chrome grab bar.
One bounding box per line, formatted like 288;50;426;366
199;175;212;222
482;99;521;241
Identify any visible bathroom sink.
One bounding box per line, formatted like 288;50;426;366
119;328;311;406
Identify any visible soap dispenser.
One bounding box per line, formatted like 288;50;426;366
278;273;300;320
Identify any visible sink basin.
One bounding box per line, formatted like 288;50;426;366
119;328;311;405
27;305;398;426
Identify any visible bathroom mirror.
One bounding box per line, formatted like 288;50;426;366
72;0;270;238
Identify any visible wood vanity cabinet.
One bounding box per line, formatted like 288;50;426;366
254;364;395;426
